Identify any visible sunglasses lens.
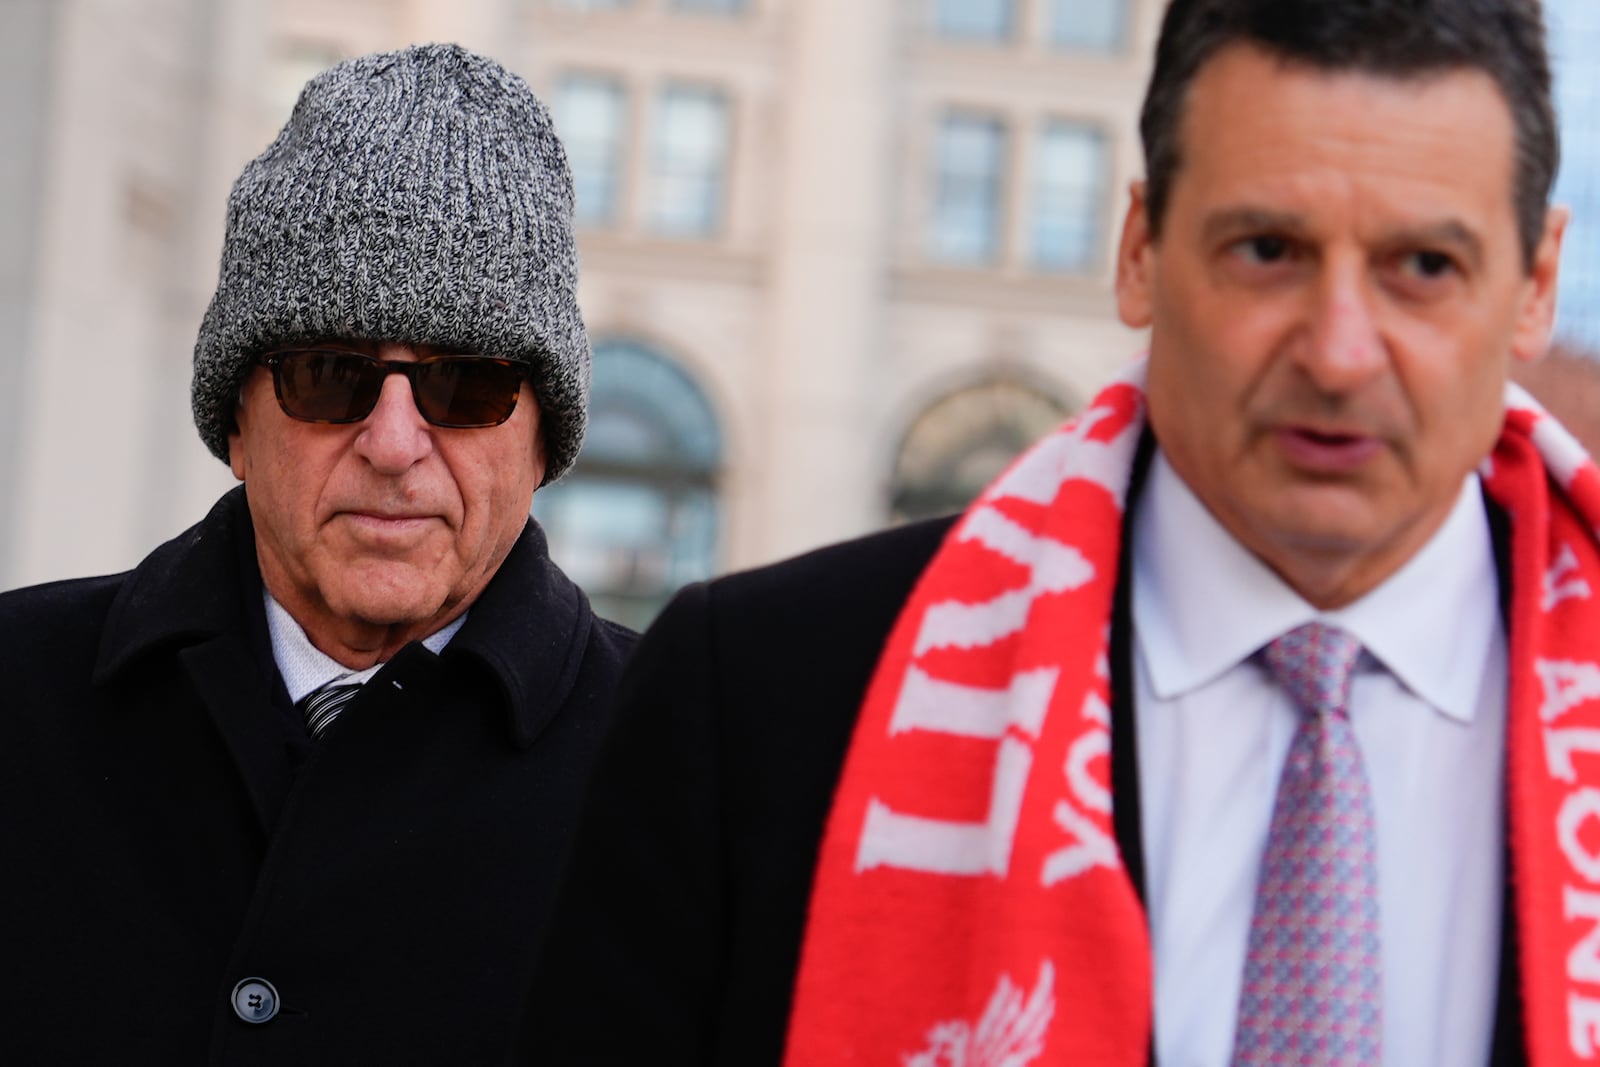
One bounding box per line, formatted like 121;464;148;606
412;359;523;427
267;351;524;428
274;351;383;422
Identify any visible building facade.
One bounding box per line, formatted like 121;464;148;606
2;0;1156;625
1548;0;1600;355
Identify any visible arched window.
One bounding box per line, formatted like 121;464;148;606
533;340;722;628
890;378;1071;522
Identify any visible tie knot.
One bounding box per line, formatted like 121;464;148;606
1263;622;1363;719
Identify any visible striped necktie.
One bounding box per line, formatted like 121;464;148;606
298;680;364;740
1231;621;1381;1066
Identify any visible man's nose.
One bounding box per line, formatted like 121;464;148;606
354;372;434;473
1298;262;1386;390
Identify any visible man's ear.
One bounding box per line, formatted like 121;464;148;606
1511;204;1569;365
530;394;548;489
531;440;548;492
228;400;249;482
1115;181;1156;330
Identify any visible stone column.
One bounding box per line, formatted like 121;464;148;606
753;0;896;561
0;0;59;587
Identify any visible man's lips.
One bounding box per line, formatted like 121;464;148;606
336;510;440;537
1273;426;1385;472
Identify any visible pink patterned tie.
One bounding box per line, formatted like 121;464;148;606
1231;622;1381;1066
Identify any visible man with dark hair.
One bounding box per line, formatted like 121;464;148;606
0;45;633;1063
525;0;1592;1063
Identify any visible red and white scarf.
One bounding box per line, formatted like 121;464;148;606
783;360;1600;1066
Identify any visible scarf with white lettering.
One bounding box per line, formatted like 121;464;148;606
782;360;1600;1066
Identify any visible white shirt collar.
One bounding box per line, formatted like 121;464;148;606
264;591;467;705
1132;451;1499;724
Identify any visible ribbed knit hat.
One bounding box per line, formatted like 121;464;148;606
191;43;588;484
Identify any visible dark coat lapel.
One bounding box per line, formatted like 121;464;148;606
92;487;297;834
446;519;596;750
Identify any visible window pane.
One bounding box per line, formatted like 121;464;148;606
1549;0;1600;351
929;114;1006;264
670;0;746;12
934;0;1014;40
532;341;723;629
648;86;730;237
583;342;722;469
1048;0;1125;51
556;74;627;225
1030;121;1107;272
891;381;1070;522
532;481;719;629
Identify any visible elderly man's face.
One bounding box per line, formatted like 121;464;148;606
229;342;546;664
1117;43;1563;608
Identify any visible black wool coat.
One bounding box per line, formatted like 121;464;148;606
522;497;1528;1065
0;487;635;1064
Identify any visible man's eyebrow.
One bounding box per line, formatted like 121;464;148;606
1199;209;1488;267
1383;219;1486;271
1201;207;1308;240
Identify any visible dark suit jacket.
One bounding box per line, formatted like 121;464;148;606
0;487;634;1064
524;472;1525;1064
522;516;960;1066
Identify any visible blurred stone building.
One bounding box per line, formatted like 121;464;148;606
1548;0;1600;354
1514;0;1600;469
1515;347;1600;458
1;0;1156;625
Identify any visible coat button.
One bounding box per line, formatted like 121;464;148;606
231;977;279;1024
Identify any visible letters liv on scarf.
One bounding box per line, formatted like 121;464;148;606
782;360;1600;1067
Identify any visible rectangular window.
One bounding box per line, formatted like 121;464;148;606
1030;121;1109;272
556;74;628;225
647;85;731;237
1048;0;1126;52
669;0;747;12
933;0;1015;40
930;113;1007;264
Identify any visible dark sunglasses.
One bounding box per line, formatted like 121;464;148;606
260;349;530;429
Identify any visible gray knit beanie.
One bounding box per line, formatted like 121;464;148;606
191;43;588;484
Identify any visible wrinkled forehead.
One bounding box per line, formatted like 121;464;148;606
1172;44;1519;217
1183;42;1512;148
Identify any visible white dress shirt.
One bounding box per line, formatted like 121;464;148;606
264;591;467;705
1131;453;1506;1067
